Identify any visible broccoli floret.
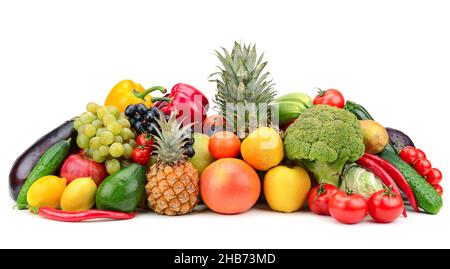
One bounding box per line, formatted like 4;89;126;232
284;105;365;186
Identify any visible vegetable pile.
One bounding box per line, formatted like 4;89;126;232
9;41;443;224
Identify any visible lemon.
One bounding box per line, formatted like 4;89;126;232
60;178;97;212
27;175;67;211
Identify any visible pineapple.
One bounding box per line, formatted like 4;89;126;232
209;41;277;138
146;112;199;216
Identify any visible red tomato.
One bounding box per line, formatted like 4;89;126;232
131;146;151;165
208;131;241;159
415;149;427;160
426;168;442;185
328;191;368;224
136;133;154;148
368;189;404;223
313;89;345;108
434;185;443;196
413;158;432;176
400;146;418;164
307;184;340;215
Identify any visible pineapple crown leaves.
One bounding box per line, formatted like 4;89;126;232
151;110;194;163
209;41;277;110
208;41;277;137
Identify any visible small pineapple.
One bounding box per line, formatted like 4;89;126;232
209;41;277;138
146;112;199;216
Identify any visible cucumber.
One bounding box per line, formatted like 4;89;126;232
344;101;375;120
379;149;442;214
16;140;71;209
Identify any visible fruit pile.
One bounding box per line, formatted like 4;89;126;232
9;41;443;223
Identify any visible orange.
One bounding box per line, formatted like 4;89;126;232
240;127;284;171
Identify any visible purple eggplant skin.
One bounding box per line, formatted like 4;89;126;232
386;127;415;151
9;120;77;201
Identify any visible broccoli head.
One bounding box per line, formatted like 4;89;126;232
284;104;365;186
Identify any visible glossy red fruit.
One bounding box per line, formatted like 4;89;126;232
413;158;432;176
426;168;442;185
313;89;345;109
415;149;427;160
60;154;108;186
136;133;154;148
307;184;340;216
328;191;368;224
368;189;404;223
131;146;151;166
434;185;443;196
400;146;418;164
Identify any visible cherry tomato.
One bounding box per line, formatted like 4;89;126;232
313;89;345;109
433;184;443;196
415;149;427;160
426;168;442;185
208;131;241;159
131;146;151;166
307;184;340;216
400;146;418;164
368;189;404;223
136;133;154;148
328;191;368;224
413;158;432;176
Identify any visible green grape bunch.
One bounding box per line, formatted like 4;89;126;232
74;102;136;174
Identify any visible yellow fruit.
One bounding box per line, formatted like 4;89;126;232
60;178;97;212
27;175;67;211
241;127;284;171
264;165;311;213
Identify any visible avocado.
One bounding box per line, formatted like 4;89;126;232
96;163;146;212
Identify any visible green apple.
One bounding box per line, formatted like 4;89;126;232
189;133;214;175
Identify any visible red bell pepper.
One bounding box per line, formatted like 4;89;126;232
155;83;209;131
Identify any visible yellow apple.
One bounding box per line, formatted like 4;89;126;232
264;165;311;213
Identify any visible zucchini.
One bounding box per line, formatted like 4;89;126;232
379;149;442;214
344;100;374;120
16;139;71;209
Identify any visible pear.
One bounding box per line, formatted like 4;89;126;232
189;133;214;175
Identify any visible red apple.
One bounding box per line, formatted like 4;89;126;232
60;154;108;186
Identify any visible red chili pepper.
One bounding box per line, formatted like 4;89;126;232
38;207;136;222
357;156;407;217
154;83;209;131
363;153;419;212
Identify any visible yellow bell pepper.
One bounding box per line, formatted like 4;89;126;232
104;79;168;112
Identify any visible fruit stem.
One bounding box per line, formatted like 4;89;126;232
135;86;167;100
151;97;172;103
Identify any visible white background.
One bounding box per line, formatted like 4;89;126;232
1;0;449;249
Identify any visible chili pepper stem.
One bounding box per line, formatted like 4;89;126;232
135;86;167;100
151;97;172;103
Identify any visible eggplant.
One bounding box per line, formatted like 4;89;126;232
386;127;415;151
9;120;77;201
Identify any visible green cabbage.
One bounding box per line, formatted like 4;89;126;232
340;164;384;199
